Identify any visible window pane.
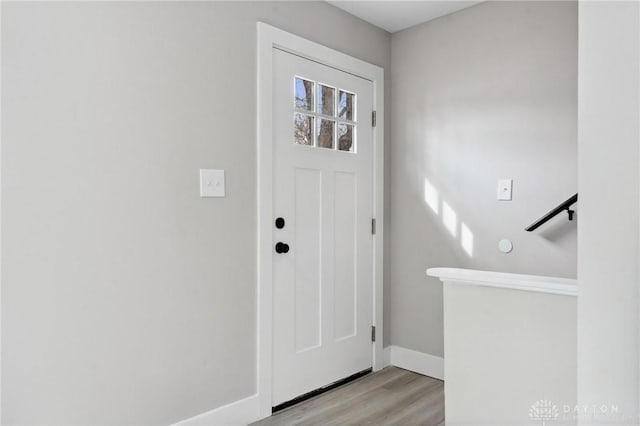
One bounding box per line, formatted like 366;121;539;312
294;113;314;146
317;119;335;149
338;91;355;121
338;123;355;152
317;85;335;116
295;78;314;111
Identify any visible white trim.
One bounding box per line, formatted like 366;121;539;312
173;394;260;426
0;3;4;421
388;346;444;381
427;267;578;297
257;22;385;420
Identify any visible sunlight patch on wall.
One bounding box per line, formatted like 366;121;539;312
442;201;457;237
461;222;474;257
424;178;440;214
422;177;474;257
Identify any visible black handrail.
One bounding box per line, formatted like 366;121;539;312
525;193;578;232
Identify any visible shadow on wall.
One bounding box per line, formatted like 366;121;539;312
424;177;474;258
536;210;578;243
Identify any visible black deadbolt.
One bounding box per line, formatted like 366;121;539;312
275;217;285;229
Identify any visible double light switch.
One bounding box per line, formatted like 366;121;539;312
200;169;225;197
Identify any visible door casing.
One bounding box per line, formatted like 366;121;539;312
256;22;384;420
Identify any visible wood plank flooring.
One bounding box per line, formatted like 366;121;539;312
251;367;444;426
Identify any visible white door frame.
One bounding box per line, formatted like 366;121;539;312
256;22;384;419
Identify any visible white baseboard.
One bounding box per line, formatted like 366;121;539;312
175;347;442;426
174;394;261;426
387;345;444;381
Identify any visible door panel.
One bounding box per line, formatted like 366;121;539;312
334;171;357;341
294;168;321;352
272;48;374;405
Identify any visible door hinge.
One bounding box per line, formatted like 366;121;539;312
371;325;376;342
371;218;376;235
372;111;377;127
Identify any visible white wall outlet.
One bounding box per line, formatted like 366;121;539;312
497;179;512;201
200;169;225;197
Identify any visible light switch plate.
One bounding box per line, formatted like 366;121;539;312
497;179;512;201
200;169;225;197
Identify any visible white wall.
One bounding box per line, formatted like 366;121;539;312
0;2;390;424
444;284;577;425
577;1;640;424
390;1;578;357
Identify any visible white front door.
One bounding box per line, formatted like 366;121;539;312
272;48;375;406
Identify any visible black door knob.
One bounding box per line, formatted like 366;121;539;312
275;242;290;254
275;217;285;229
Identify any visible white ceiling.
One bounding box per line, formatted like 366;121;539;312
327;1;483;33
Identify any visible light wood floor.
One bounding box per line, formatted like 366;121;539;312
251;367;444;426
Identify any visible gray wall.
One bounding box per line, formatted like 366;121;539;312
577;1;640;424
390;1;578;356
1;2;390;424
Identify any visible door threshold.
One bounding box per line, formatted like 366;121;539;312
272;368;372;413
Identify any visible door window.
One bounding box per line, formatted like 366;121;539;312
293;77;357;153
